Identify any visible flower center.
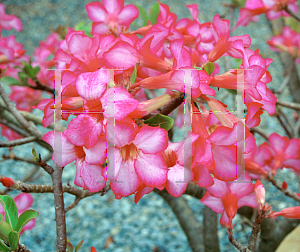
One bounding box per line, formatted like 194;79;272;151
120;143;138;161
162;149;177;168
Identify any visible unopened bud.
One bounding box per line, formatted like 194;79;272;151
282;181;288;190
254;180;265;211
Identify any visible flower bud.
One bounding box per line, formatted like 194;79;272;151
0;177;15;188
281;181;288;190
254;180;265;211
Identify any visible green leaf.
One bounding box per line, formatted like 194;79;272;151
135;5;149;26
0;77;20;86
75;240;84;252
74;21;92;37
0;240;10;252
8;231;19;250
66;238;74;252
0;196;18;230
31;148;39;162
144;113;174;131
130;63;139;84
0;220;13;243
204;62;215;75
15;210;38;234
150;3;160;25
225;88;237;95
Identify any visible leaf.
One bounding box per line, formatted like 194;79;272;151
0;196;18;230
204;62;215;75
74;21;92;37
8;231;19;250
144;113;174;131
0;220;13;243
66;238;74;252
150;3;160;25
0;240;10;252
130;63;139;84
225;88;237;95
75;240;84;252
0;77;20;86
194;67;202;70
31;148;39;162
15;210;38;234
135;5;149;26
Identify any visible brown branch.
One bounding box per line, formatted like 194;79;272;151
277;99;300;111
0;136;37;147
65;196;81;213
275;113;293;138
0;84;43;140
29;79;55;94
284;7;300;22
184;183;206;199
160;92;185;116
249;127;269;141
266;175;300;203
228;235;251;252
203;206;220;252
154;188;204;252
248;212;264;251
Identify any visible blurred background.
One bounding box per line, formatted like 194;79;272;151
1;0;299;251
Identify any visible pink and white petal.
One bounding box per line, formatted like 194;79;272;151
193;163;214;187
14;193;33;212
133;125;168;154
74;159;85;188
209;125;238;146
268;133;289;154
118;5;139;26
106;118;137;147
134;186;154;204
212;145;243;181
220;210;230;226
200;192;224;213
166;164;193;197
85;137;107;165
103;41;139;69
0;15;22;32
135;153;168;187
80;162;106;192
284;139;300;159
86;2;108;22
229;177;254;199
92;22;110;35
76;68;109;100
237;194;258;208
65;114;103;148
111;159;141;198
105;87;139;120
206;178;229;198
0;46;14;60
107;147;123;180
103;0;123;14
42;131;78;167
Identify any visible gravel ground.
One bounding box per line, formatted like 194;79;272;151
1;0;299;251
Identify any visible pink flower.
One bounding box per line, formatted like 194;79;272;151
0;3;22;34
107;121;168;198
86;0;139;35
201;174;257;229
0;193;36;235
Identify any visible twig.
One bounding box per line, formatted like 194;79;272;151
247;211;264;251
0;136;37;147
294;118;300;138
249;127;269;141
29;79;55;94
0;84;43;139
266;175;300;203
276;66;293;95
279;109;294;135
276;99;300;111
154;188;204;252
51;165;66;252
284;7;300;22
228;235;251;252
275;113;293;138
65;196;81;213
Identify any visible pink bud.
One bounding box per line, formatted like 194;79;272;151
274;206;300;219
254;180;265;211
